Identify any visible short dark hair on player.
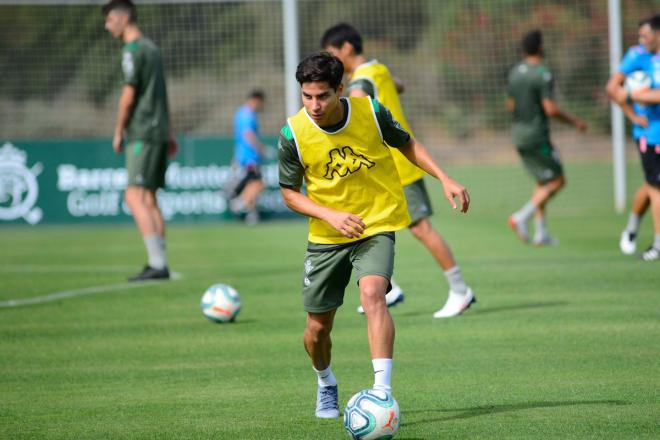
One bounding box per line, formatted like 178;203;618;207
320;23;363;55
645;14;660;31
521;30;543;56
248;89;265;101
295;52;344;90
102;0;137;23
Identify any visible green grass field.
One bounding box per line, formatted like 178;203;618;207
1;163;658;439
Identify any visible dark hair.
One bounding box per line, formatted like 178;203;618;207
521;30;543;56
248;89;265;101
646;14;660;31
102;0;137;23
295;52;344;90
320;23;363;55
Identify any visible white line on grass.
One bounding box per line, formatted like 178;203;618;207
0;272;182;308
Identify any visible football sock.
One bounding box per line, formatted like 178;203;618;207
372;358;392;392
313;365;337;387
444;266;468;295
513;201;536;223
144;234;167;270
534;216;548;240
654;234;660;250
626;213;641;234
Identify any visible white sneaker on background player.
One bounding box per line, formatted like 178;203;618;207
619;230;637;255
433;287;476;318
357;281;405;314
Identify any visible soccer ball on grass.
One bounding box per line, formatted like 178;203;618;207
201;284;241;323
344;389;400;439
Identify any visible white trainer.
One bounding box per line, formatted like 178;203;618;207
357;283;405;314
433;287;476;318
619;230;637;255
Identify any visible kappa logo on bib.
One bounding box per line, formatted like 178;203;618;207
324;146;375;180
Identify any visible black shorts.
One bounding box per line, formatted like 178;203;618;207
638;137;660;185
232;165;262;197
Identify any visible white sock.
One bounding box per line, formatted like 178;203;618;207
444;266;467;295
372;358;392;392
513;201;536;223
534;216;548;239
626;213;641;234
144;234;167;270
313;365;337;387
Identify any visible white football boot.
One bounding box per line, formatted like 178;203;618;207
619;230;637;255
433;287;476;318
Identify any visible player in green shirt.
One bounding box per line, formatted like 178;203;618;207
506;30;586;245
103;0;177;281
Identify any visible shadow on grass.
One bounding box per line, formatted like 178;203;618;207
393;301;567;319
402;399;629;427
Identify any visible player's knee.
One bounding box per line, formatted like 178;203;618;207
306;318;332;340
409;218;431;241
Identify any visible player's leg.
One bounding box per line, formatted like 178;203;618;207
639;143;660;261
124;140;169;280
621;142;652;254
239;174;264;225
510;143;564;244
352;234;396;392
621;185;650;254
302;247;352;418
642;184;660;261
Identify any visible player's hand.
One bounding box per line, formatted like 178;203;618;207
631;115;648;128
112;132;124;154
325;210;365;239
442;178;470;213
575;119;587;132
167;137;179;159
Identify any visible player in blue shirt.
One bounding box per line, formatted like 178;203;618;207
229;90;266;225
614;14;660;261
606;15;655;255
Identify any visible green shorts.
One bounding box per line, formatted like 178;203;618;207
126;140;168;190
516;142;564;184
302;233;395;313
404;178;433;224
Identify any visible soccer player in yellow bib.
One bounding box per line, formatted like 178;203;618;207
322;23;476;318
278;52;469;418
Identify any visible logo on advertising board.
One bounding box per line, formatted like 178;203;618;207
0;142;43;224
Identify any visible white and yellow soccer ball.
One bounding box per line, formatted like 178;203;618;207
344;389;400;440
201;284;241;323
624;70;652;93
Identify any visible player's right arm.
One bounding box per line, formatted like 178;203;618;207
277;126;365;239
113;85;136;153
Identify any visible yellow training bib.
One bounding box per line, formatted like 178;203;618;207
287;97;411;244
352;60;426;186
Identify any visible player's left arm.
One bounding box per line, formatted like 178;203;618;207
629;88;660;105
398;138;470;213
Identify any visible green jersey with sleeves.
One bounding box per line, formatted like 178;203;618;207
507;61;554;147
278;98;411;190
121;37;169;143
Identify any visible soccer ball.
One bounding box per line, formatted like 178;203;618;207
624;70;651;93
201;284;241;323
344;389;400;440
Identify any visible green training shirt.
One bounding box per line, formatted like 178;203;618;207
278;98;411;190
507;61;554;147
121;37;169;143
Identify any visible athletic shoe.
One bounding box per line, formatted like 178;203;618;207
508;216;529;243
315;385;340;418
128;265;170;282
357;285;405;314
641;246;660;262
532;235;559;247
433;287;476;318
619;230;637;255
